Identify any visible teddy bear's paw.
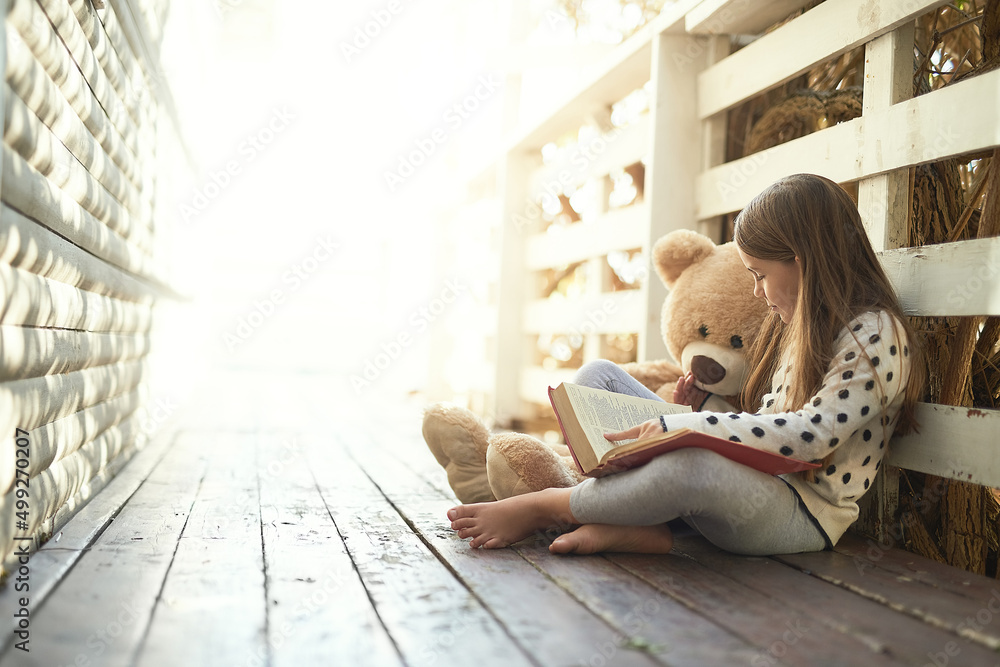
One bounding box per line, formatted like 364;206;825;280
486;433;584;501
422;403;495;503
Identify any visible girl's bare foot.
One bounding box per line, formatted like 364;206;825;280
447;487;575;549
549;523;674;555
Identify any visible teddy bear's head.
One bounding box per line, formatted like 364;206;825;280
652;230;769;398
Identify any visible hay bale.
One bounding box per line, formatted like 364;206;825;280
745;88;862;154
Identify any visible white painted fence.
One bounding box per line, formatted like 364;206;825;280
448;0;1000;531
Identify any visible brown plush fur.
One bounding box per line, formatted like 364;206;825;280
422;404;494;503
425;230;769;503
486;433;584;500
623;230;770;406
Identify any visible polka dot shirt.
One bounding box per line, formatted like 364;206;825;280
659;310;912;546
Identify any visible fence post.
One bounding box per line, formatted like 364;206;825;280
854;22;915;543
491;0;531;426
640;32;709;363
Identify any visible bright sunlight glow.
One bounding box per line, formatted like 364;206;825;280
155;0;506;401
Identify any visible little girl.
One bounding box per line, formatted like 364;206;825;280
448;173;924;556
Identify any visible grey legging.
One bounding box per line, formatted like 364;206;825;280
569;360;828;555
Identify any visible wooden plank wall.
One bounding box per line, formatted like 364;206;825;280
0;0;180;576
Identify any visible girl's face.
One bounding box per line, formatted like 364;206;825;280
736;248;801;324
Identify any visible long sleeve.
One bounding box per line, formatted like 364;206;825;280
659;310;912;544
702;394;738;413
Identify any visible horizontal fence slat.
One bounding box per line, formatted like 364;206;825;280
696;120;858;218
881;238;1000;317
0;325;150;381
861;68;1000;176
522;290;644;334
887;403;1000;488
507;0;700;153
2;145;163;283
0;263;153;332
697;0;947;118
5;12;142;190
3;84;152;250
1;359;146;432
528;115;650;195
0;204;157;302
525;205;647;270
685;0;814;35
697;68;1000;218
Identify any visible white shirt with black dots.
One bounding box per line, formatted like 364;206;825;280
659;309;912;547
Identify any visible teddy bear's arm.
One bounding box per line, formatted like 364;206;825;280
619;359;684;395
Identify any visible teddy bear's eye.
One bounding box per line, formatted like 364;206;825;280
730;335;743;349
698;325;709;338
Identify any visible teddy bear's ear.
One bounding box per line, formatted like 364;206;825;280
651;229;718;288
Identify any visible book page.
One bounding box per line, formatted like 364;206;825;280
562;384;691;461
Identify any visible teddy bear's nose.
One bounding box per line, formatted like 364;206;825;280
691;355;727;385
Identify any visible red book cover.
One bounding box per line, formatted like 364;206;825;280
548;384;820;478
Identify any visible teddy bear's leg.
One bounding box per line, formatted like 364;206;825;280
486;433;584;500
422;404;495;503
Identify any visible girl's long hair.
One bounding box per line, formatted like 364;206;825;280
734;174;924;476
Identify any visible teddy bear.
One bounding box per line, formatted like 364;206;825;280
423;229;770;503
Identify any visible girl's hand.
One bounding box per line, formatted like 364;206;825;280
604;418;665;443
673;371;710;409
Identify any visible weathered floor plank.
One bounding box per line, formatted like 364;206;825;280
673;536;1000;666
774;547;1000;650
306;436;537;667
355;419;775;666
380;425;923;667
258;431;401;667
350;438;670;667
834;533;1000;604
11;380;1000;667
609;548;910;667
0;429;173;658
10;432;209;667
135;434;266;667
514;542;769;667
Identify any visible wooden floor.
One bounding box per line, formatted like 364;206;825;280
4;368;1000;667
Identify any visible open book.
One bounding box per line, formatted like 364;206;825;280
548;382;821;478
